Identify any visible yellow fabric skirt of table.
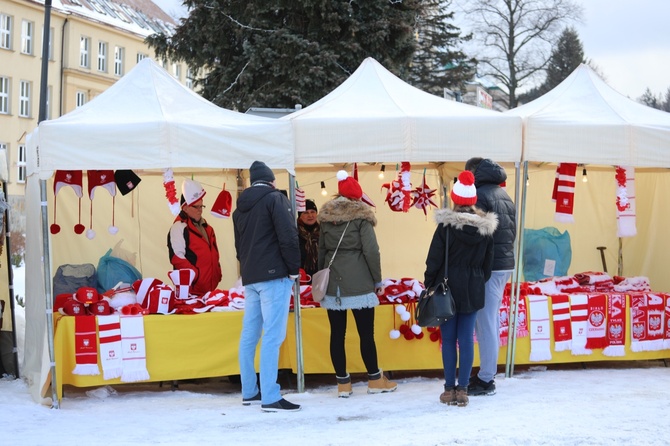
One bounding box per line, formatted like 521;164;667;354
53;299;669;400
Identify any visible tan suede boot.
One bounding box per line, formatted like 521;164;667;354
455;386;469;407
439;386;457;405
336;374;353;398
367;370;397;394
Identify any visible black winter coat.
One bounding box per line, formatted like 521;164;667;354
473;159;517;271
233;184;300;286
424;208;497;314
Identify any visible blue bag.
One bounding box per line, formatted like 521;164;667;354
96;248;142;292
522;227;571;282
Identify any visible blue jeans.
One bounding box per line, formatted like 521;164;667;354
474;271;512;382
239;277;293;405
440;311;477;388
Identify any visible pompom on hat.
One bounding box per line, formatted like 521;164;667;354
337;170;363;200
249;160;275;184
181;179;206;207
450;171;477;206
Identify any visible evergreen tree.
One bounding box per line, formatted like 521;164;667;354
518;27;585;104
147;0;429;111
662;87;670;112
639;88;659;109
407;0;476;97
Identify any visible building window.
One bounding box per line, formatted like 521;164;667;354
0;76;9;114
114;46;124;76
136;52;147;63
80;36;90;68
17;144;27;184
76;90;87;108
19;80;31;117
98;41;107;72
0;14;12;50
21;20;33;55
186;67;193;89
45;26;54;60
46;85;52;120
172;63;181;80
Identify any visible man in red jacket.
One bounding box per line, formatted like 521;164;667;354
167;179;222;296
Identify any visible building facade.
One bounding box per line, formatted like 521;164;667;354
0;0;187;238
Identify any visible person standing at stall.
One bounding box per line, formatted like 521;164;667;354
297;199;320;282
167;179;222;296
233;160;301;412
464;158;517;397
424;170;496;407
318;170;397;398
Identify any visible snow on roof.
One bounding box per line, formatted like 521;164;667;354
45;0;175;38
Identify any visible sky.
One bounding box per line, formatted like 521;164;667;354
5;267;670;445
152;0;670;101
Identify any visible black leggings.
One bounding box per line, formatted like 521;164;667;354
327;307;379;377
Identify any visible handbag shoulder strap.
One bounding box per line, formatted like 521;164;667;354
327;221;351;268
443;226;450;281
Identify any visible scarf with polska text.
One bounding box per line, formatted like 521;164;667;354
72;315;101;376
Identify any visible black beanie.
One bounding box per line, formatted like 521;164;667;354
249;161;275;184
305;199;317;212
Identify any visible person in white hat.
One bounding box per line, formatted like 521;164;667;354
167;179;222;296
423;170;498;407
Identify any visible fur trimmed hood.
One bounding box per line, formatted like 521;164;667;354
318;197;377;226
433;207;498;236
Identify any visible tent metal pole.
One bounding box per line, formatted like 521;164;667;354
505;161;528;378
2;182;20;378
288;174;304;393
38;0;59;408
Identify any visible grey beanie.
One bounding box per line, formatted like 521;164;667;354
249;160;275;184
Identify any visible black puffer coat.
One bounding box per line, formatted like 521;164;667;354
424;208;497;314
472;159;517;271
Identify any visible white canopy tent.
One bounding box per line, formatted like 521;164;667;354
23;59;295;405
506;63;670;167
283;57;523;165
503;63;670;375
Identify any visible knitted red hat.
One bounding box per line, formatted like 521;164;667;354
87;170;118;239
337;170;362;200
451;171;477;206
52;170;85;235
210;185;232;218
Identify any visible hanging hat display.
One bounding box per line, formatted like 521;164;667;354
86;170;118;239
296;186;306;212
210;183;232;218
411;169;437;217
163;168;180;215
114;170;142;196
382;162;412;212
451;171;478;206
51;170;85;235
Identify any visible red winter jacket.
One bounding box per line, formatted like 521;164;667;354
167;212;222;296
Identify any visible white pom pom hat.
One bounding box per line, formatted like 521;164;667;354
451;171;477;206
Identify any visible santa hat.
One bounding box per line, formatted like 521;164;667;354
87;170;118;239
337;170;362;200
450;171;477;206
114;170;142;196
51;170;85;235
210;184;232;218
181;179;206;207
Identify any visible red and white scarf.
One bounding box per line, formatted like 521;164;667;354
551;294;572;352
72;315;101;375
569;294;592;355
664;294;670;350
615;166;636;237
97;314;123;380
528;295;552;361
120;315;150;382
552;163;577;223
630;293;665;352
603;293;627;357
585;294;608;350
499;292;528;346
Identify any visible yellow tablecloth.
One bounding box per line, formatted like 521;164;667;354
54;297;669;400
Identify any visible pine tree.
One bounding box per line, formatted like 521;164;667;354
147;0;426;111
638;88;660;109
407;0;476;97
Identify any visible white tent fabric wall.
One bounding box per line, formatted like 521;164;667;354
506;63;670;167
283;57;523;165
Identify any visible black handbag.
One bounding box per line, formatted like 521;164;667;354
415;227;456;327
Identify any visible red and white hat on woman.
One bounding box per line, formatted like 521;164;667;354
337;170;363;200
451;171;477;206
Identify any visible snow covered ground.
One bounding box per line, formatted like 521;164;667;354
3;265;670;445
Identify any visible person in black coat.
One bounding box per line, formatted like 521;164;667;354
424;171;497;407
